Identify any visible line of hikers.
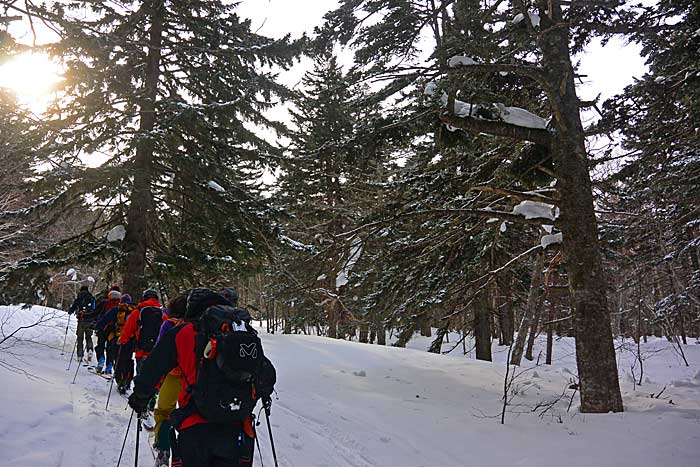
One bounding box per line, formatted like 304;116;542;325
68;285;275;467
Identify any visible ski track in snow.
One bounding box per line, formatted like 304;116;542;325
274;401;378;467
2;306;700;467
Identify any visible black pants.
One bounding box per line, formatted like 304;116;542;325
94;329;108;362
75;321;93;359
106;337;119;367
175;423;254;467
115;340;135;388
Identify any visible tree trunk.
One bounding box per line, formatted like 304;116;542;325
284;304;292;334
375;319;386;345
511;250;545;365
419;313;432;337
359;321;369;343
546;300;554;365
473;292;492;361
524;301;543;361
122;1;164;295
537;0;623;412
499;275;515;345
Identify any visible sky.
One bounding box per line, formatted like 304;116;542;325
0;0;647;163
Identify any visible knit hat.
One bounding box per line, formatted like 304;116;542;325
108;290;122;300
80;285;89;292
120;294;133;304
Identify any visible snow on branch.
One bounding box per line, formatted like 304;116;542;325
0;194;62;220
512;200;560;221
447;55;477;67
439;112;551;146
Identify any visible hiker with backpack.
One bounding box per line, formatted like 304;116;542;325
129;288;276;467
152;292;188;467
95;293;135;380
93;286;121;373
118;288;166;376
68;285;97;364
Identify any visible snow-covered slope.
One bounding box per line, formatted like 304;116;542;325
1;305;699;467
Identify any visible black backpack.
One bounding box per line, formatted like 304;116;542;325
187;304;275;424
137;306;163;352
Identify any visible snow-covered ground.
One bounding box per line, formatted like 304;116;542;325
1;305;699;467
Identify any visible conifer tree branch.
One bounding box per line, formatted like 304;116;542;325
468;185;558;205
439;112;552;146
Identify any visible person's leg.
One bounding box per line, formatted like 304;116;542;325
154;373;180;448
135;356;145;375
104;337;116;373
116;341;134;391
76;324;85;359
177;424;212;467
94;330;106;364
84;327;94;357
209;424;248;467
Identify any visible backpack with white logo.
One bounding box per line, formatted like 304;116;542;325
187;304;272;423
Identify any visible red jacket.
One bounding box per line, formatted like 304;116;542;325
118;297;165;358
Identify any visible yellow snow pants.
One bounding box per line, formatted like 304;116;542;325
154;372;181;447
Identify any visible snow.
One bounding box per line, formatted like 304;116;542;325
2;305;700;467
65;268;76;278
494;103;548;129
453;100;548;130
335;237;363;290
500;221;508;233
513;200;560;220
513;12;541;27
447;55;477;67
280;234;313;252
207;180;226;192
106;224;126;242
423;81;439;97
541;232;563;248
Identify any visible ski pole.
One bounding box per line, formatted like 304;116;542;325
264;406;279;467
72;353;81;384
117;410;134;467
135;413;142;467
253;414;264;467
66;338;77;371
61;314;71;355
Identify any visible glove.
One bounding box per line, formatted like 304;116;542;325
128;391;150;415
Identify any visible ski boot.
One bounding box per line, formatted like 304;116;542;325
87;350;94;363
154;448;170;467
142;412;156;431
95;357;105;374
104;363;113;375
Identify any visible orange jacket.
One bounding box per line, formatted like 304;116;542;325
118;297;165;358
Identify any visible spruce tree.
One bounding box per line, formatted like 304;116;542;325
2;1;301;297
321;0;627;411
274;52;381;338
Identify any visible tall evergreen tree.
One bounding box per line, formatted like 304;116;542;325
274;52;384;338
1;1;301;297
320;0;628;411
600;0;700;342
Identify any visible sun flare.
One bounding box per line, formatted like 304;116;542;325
0;53;63;111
